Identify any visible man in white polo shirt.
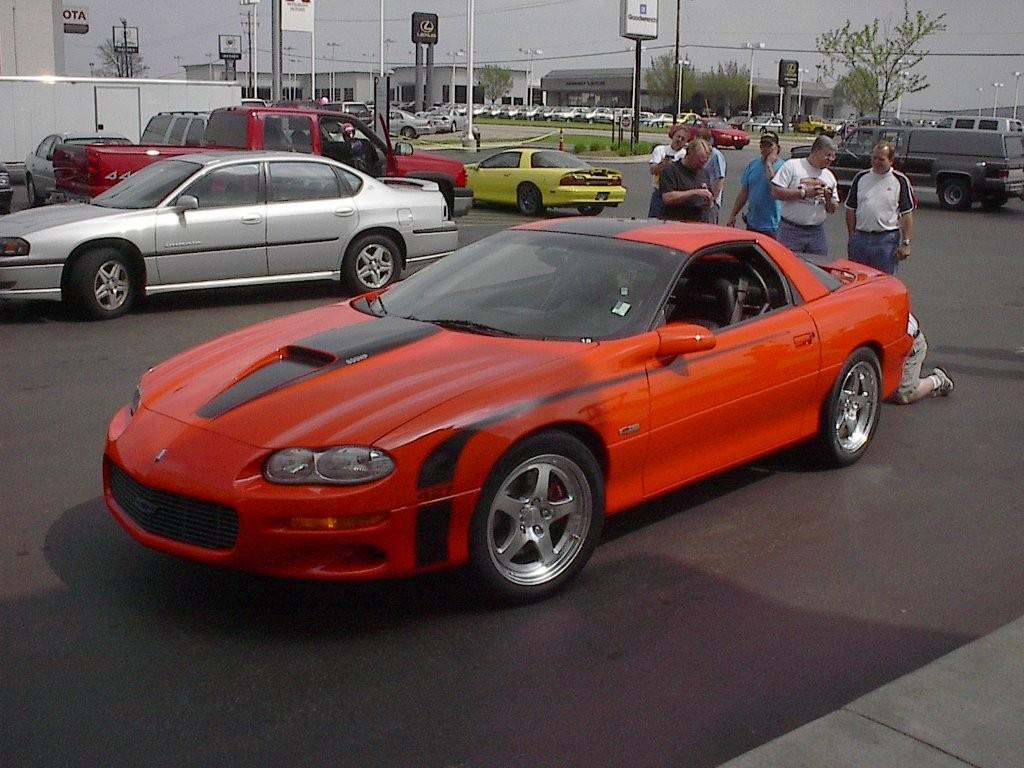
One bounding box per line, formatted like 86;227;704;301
771;135;840;255
845;140;915;274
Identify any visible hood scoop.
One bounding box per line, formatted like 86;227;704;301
197;316;438;419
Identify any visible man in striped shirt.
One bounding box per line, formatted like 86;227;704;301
845;141;915;275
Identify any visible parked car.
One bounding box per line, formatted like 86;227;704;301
935;115;1023;132
323;101;373;122
647;113;676;128
422;108;467;133
584;107;616;123
387;108;434;139
678;117;751;149
25;131;131;206
0;162;12;214
792;125;1024;210
520;105;542;120
0;152;457;318
103;218;912;602
793;114;839;136
52;106;473;217
465;148;626;216
745;114;784;133
140;111;210;146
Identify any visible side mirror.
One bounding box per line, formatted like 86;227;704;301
657;323;716;357
175;194;199;211
395;142;414;156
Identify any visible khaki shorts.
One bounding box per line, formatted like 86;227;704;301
898;331;928;400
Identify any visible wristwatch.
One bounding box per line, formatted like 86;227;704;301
798;184;807;199
901;238;912;246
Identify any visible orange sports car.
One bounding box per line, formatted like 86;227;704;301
104;219;912;602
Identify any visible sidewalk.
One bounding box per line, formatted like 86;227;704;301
718;616;1024;767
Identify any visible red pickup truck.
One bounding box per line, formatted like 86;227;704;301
54;106;473;216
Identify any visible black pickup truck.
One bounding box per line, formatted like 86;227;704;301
792;126;1024;211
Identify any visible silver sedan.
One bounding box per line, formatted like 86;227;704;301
0;152;457;319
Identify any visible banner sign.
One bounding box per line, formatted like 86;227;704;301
619;0;658;41
219;35;242;60
112;26;139;53
779;59;800;88
282;0;314;33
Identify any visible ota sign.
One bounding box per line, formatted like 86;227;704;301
63;6;89;35
619;0;658;41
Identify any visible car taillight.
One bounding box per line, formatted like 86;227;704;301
986;166;1009;179
560;173;587;186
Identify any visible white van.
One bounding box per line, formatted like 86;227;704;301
937;116;1023;132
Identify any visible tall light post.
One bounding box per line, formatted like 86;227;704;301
744;42;765;116
895;69;909;120
977;86;984;117
676;56;690;117
796;67;809;114
173;55;183;77
206;52;214;81
447;49;465;108
518;47;541;106
383;38;396;74
1013;71;1022;120
239;0;259;100
992;82;1004;117
327;42;341;101
464;0;476;151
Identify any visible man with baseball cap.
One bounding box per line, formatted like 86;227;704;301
726;131;784;237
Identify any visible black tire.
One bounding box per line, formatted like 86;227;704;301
341;232;401;294
980;194;1008;211
813;348;882;467
65;247;138;320
26;175;43;207
435;178;455;217
516;182;544;216
468;432;605;603
938;178;972;211
577;205;603;216
400;126;417;139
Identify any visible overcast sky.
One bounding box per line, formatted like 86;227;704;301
63;0;1024;114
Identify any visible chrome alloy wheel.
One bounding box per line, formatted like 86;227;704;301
354;242;396;289
833;360;879;453
485;454;593;586
93;259;131;311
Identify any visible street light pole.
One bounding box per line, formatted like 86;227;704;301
327;42;341;101
992;82;1004;117
1013;72;1022;120
239;0;259;99
977;86;984;117
518;48;541;106
676;56;689;117
448;49;465;108
796;67;808;114
745;42;765;116
464;0;476;151
206;52;214;81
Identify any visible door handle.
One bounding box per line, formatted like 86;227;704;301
794;332;816;348
334;207;356;217
240;214;263;224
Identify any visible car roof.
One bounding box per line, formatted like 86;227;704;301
517;217;760;250
175;151;346;167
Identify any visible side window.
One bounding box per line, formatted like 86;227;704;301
142;115;172;143
184;119;206;146
264;115;291;150
181;163;260;208
977;120;998;131
288;116;313;153
37;136;57;159
954;118;974;129
267;161;341;203
334;167;362;195
167;117;189;145
479;152;521;169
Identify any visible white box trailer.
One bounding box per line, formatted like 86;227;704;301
0;76;242;169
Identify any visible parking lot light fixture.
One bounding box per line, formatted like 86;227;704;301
518;47;542;106
448;49;465;108
1013;72;1023;120
745;42;765;116
977;86;984;117
993;82;1004;117
676;56;690;118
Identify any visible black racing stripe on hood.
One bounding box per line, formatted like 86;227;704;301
416;368;648;489
198;317;438;419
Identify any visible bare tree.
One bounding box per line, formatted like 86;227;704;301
95;39;150;78
817;1;946;121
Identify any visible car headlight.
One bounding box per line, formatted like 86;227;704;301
0;238;30;256
264;446;396;485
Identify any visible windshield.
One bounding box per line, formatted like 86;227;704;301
92;159;201;209
374;229;681;340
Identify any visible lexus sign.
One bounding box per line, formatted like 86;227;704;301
412;12;438;45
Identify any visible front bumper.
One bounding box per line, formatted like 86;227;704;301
0;260;63;301
104;405;478;580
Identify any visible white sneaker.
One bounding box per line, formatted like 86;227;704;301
932;367;954;396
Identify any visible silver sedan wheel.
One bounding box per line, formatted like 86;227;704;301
93;259;131;311
354;242;396;289
833;360;879;453
485;453;593;586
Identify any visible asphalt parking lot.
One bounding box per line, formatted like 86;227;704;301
2;156;1023;768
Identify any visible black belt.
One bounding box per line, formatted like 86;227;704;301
781;218;822;230
855;229;899;236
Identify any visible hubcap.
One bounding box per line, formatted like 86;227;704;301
355;243;395;289
834;361;879;452
486;454;592;586
93;260;130;310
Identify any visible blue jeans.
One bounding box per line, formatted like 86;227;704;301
648;189;664;218
848;229;901;275
777;219;828;255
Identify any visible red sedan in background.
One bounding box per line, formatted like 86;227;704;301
680;117;751;149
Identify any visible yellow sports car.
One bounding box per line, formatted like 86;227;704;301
465;148;627;216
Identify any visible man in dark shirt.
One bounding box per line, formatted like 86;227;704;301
660;138;717;222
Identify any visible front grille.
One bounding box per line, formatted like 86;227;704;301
109;463;239;550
